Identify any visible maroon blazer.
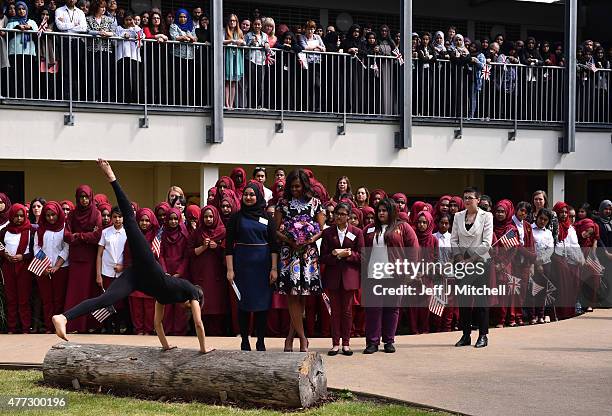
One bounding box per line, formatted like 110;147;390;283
362;222;420;270
320;224;364;291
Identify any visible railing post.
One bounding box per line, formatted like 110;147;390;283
396;0;412;148
560;0;577;153
275;51;284;133
140;40;149;128
64;34;75;126
207;0;223;143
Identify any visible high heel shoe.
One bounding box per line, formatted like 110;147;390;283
299;337;309;352
283;337;294;352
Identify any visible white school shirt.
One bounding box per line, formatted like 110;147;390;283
531;223;554;265
3;230;30;256
34;228;69;268
99;226;127;277
434;231;452;264
337;225;348;246
554;226;584;265
263;186;273;203
0;222;7;232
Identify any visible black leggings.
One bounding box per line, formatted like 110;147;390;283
238;309;268;343
64;180;166;320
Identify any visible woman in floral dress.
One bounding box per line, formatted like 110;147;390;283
275;169;325;352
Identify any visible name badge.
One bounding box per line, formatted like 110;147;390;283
259;217;269;226
367;227;375;234
346;232;356;241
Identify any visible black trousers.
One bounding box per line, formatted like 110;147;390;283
64;180;168;320
458;260;491;336
238;309;268;342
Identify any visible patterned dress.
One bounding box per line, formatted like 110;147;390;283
277;197;323;295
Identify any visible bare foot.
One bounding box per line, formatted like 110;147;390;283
52;315;69;341
96;159;116;182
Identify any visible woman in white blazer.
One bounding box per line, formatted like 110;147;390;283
450;187;493;348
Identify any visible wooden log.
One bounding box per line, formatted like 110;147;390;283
42;343;327;408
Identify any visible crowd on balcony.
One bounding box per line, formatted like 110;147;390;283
1;166;611;353
0;0;611;121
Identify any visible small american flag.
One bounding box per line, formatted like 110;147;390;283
481;63;491;81
91;288;117;323
322;292;331;315
428;284;447;317
38;15;48;37
392;47;404;66
152;235;161;258
495;229;520;248
28;250;52;277
586;255;604;276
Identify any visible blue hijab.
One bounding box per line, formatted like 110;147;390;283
174;8;193;32
10;2;31;47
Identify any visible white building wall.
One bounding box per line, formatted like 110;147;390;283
2;109;610;172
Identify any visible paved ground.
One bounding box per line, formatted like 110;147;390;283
1;309;611;416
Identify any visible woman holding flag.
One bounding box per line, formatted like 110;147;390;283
32;201;70;334
53;159;213;354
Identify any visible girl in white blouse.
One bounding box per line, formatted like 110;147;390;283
34;202;70;333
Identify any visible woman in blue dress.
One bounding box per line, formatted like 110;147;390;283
225;181;278;351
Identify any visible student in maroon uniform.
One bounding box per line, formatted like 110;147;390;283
159;207;190;335
34;201;70;333
320;202;364;355
512;202;536;326
0;204;34;333
392;193;409;214
411;210;438;334
63;185;102;333
129;208;159;335
230;167;247;196
188;205;228;336
363;198;419;354
185;205;201;236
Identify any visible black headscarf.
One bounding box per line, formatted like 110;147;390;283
240;181;266;220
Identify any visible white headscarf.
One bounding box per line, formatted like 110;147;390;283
433;31;446;52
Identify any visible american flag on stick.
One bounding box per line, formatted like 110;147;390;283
585;255;604;276
91;288;117;323
28;250;52;277
151;234;161;258
428;283;448;317
392;47;404;65
494;229;520;248
322;292;331;315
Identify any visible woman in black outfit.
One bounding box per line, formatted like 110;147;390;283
53;159;213;354
341;24;365;114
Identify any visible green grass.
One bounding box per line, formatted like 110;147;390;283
0;370;450;416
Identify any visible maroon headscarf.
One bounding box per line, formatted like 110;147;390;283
69;185;100;231
415;210;436;247
451;196;465;211
369;189;387;207
230;167;247;196
97;202;113;229
216;176;236;193
162;207;189;245
351;207;363;228
303;169;330;203
155;202;171;219
574;218;599;248
136;208;159;243
434;195;452;221
0;192;12;227
392;193;408;213
93;193;110;208
37;201;66;247
409;201;429;228
361;206;376;226
553;201;570;242
6;204;31;254
398;212;410;223
185;205;201;233
59;200;75;213
198;205;226;241
207;187;217;206
269;178;285;206
493;199;516;239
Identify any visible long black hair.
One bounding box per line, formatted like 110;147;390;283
282;169;313;202
28;197;47;224
374;198;398;242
